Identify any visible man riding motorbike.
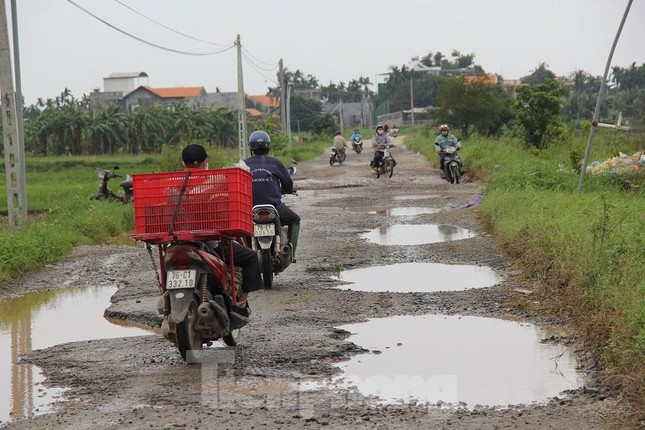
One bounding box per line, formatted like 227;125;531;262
180;143;262;319
370;124;393;168
333;130;348;153
244;131;301;262
434;124;461;178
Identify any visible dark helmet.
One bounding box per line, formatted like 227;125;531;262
249;130;271;150
335;130;341;136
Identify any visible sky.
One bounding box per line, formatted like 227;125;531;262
6;0;645;106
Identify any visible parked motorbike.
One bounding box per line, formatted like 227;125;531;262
130;168;253;362
329;147;347;166
441;146;462;184
249;167;297;289
352;137;363;154
89;166;133;203
371;146;396;178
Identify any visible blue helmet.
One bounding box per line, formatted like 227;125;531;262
249;130;271;150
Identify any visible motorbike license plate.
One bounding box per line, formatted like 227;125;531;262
254;223;276;237
166;270;197;289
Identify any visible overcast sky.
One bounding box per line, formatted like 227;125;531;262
8;0;645;105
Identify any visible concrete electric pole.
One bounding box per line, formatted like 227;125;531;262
0;0;27;229
235;34;248;160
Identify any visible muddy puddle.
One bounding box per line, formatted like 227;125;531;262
0;285;151;423
307;314;582;408
361;224;476;245
365;207;441;216
335;262;502;293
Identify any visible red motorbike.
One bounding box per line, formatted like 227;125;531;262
131;168;253;362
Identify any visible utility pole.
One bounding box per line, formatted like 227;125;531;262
235;34;248;159
578;0;633;192
279;58;287;136
410;73;415;125
285;85;292;147
339;98;344;134
0;0;27;229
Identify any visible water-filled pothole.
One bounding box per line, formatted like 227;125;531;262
393;195;440;201
361;224;476;245
366;207;441;216
335;262;502;292
0;286;151;423
312;315;582;408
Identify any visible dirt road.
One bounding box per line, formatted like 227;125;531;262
1;138;635;429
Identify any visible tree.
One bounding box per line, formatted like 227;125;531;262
289;96;323;132
521;63;556;85
310;113;338;136
514;79;568;149
437;77;513;137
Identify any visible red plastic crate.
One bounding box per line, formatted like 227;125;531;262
131;167;253;243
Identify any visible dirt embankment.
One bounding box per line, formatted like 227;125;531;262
2;138;639;429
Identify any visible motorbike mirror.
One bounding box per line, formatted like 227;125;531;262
288;166;297;176
457;137;462;142
113;165;120;170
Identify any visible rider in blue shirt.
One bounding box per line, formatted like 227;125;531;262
244;131;300;261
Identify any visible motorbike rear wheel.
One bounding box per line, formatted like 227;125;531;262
339;152;346;164
176;297;203;362
260;249;273;289
223;328;240;346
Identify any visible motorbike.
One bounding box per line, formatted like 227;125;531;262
329;147;347;166
441;146;462;184
352;137;363;154
249;167;297;289
390;127;400;138
371;145;396;178
130;168;253;362
89;166;133;203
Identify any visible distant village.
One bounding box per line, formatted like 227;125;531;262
89;71;524;129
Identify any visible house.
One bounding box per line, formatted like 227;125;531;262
122;86;207;112
89;72;149;109
248;95;280;112
323;101;373;128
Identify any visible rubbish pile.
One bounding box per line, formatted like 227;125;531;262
588;152;644;175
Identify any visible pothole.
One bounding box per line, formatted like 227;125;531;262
308;314;582;408
334;262;502;292
0;286;151;422
361;224;476;245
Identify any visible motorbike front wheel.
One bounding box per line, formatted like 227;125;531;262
449;163;460;184
329;156;335;166
385;159;394;177
176;297;203;362
260;249;274;289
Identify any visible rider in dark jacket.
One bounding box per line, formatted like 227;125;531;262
244;131;300;261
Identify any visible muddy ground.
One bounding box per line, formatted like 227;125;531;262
1;138;639;429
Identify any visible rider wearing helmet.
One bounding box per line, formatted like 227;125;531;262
434;124;460;176
244;130;301;262
332;130;348;152
371;124;393;168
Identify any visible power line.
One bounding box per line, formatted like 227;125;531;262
65;0;234;56
241;47;278;68
112;0;229;47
